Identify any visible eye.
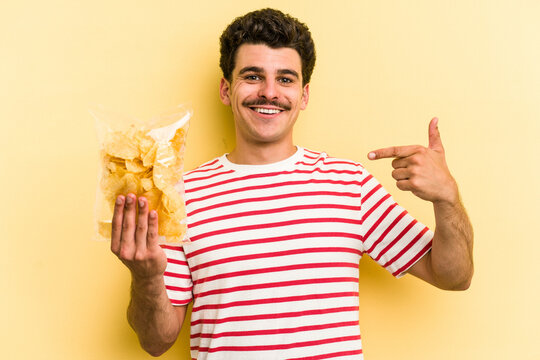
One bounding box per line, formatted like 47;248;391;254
279;77;293;84
245;75;261;81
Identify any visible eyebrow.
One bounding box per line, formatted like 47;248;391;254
238;66;300;79
238;66;264;75
277;69;300;79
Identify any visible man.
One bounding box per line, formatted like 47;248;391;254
111;8;473;359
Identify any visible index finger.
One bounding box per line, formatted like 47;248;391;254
368;145;423;160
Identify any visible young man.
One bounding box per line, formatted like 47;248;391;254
110;8;473;359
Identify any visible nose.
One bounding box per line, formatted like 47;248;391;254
258;79;279;100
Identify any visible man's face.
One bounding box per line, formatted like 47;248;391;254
220;44;309;148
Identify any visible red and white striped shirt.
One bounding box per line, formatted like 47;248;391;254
163;147;433;359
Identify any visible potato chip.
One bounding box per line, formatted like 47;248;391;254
153;147;178;191
142;187;162;210
103;154;126;174
121;173;142;195
162;186;182;213
125;158;147;173
141;177;154;192
157;202;185;237
135;131;154;154
93;105;191;244
171;128;187;153
100;173;126;203
104;131;140;160
141;142;158;167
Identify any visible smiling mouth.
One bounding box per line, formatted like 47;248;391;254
252;107;283;115
243;99;291;114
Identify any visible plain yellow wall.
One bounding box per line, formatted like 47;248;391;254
1;1;539;359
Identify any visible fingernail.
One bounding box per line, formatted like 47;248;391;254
368;152;376;160
139;198;144;208
149;210;157;219
116;196;123;205
126;196;133;204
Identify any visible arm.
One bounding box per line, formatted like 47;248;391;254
127;276;187;356
407;195;474;290
368;118;474;290
111;194;187;356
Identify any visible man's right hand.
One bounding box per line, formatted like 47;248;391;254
111;194;167;280
112;194;185;356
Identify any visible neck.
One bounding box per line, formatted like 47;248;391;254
227;141;297;165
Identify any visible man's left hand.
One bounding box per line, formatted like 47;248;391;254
368;118;458;204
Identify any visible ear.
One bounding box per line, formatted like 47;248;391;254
219;78;231;106
300;84;310;110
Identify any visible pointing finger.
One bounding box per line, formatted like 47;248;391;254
368;145;423;160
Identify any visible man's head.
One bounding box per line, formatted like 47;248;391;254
219;8;316;87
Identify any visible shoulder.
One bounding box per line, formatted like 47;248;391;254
183;156;224;179
298;147;367;173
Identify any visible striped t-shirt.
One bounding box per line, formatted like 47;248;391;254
163;147;433;360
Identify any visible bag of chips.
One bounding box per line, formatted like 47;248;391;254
91;104;191;245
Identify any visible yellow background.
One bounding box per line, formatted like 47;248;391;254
1;1;539;359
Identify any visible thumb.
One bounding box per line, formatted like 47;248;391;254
428;117;444;151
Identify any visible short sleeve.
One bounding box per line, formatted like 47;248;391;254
359;168;433;278
161;245;193;306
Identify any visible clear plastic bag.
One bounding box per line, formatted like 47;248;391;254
90;104;191;245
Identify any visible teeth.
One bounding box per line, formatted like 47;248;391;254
254;108;281;114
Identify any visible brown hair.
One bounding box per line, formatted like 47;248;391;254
219;8;316;86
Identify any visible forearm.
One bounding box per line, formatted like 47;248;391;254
430;195;474;290
127;275;184;356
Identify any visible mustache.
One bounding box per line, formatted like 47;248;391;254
242;98;291;111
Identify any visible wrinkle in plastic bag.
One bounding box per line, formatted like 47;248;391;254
90;104;191;245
